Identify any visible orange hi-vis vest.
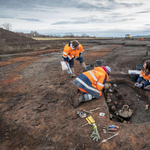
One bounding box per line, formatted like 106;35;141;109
62;44;83;60
140;69;150;81
83;67;109;90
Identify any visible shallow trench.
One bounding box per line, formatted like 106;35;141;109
105;78;150;124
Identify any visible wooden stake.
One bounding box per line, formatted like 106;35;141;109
89;107;100;112
83;110;93;113
82;123;89;127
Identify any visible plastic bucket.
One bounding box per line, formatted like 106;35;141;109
86;65;94;71
96;59;103;66
136;64;143;71
130;74;139;82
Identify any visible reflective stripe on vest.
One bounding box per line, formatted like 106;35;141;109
63;52;68;58
76;78;100;94
68;55;71;60
63;52;73;59
80;50;84;53
63;52;68;55
139;72;143;77
88;71;104;87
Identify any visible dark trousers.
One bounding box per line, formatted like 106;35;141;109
63;54;84;68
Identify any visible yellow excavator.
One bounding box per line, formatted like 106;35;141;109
125;34;130;39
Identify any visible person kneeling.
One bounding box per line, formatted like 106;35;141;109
134;60;150;90
72;66;111;108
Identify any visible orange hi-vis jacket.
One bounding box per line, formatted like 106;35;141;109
83;67;109;90
62;43;83;60
140;69;150;80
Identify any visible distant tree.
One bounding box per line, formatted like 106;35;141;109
34;31;39;37
30;31;39;37
82;34;89;37
30;31;34;37
64;32;74;38
65;32;73;36
2;23;12;31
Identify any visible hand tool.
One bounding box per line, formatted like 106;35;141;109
102;133;118;143
86;116;95;125
103;129;115;134
107;125;119;131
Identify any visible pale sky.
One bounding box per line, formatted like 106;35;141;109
0;0;150;37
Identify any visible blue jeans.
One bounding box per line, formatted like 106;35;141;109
137;77;150;87
76;54;83;63
62;53;84;68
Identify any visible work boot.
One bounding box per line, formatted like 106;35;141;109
81;62;87;72
71;68;76;78
73;92;85;108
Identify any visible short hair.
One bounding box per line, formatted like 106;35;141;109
72;40;79;48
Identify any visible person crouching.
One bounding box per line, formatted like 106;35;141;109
72;66;111;108
62;40;87;78
134;60;150;90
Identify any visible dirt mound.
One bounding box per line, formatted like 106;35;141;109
0;28;35;43
0;29;77;56
0;28;38;55
0;29;67;55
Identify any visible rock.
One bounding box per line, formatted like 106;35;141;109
107;98;112;103
104;83;111;90
113;84;117;87
109;89;113;92
104;83;109;89
107;93;110;96
114;101;118;104
107;93;110;99
109;114;113;119
111;106;116;111
123;120;127;124
107;96;110;99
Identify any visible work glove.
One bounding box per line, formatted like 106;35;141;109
137;83;143;88
91;125;100;142
134;82;139;87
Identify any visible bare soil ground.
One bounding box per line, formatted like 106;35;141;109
0;29;150;150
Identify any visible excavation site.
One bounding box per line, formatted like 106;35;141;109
0;28;150;150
